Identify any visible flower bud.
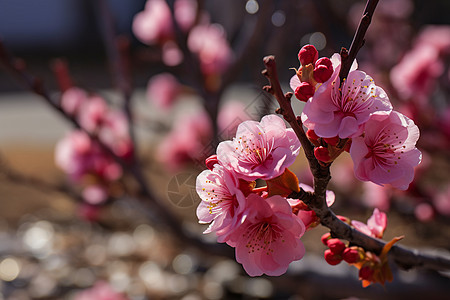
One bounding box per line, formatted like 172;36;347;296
298;44;318;66
314;146;331;162
315;57;332;69
294;82;315;102
342;247;363;264
323;136;339;146
306;129;320;145
321;232;331;245
205;155;218;170
314;65;333;83
359;265;375;281
327;238;346;255
324;249;342;265
337;215;351;224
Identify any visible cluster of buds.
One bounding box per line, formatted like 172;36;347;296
292;44;334;101
321;233;365;265
306;129;351;164
321;210;403;287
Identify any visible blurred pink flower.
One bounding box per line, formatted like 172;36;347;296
187;23;232;75
146;73;180;110
217;115;301;181
55;131;94;181
433;187;450;217
161;40;184;66
217;101;251;138
174;0;197;31
196;164;246;242
74;281;128;300
350;111;422;190
416;25;450;55
361;181;390;211
78;96;108;132
390;44;443;102
55;130;123;184
157;110;212;171
415;203;435;222
132;0;173;45
302;56;392;138
226;194;305;276
82;185;108;205
351;208;387;239
99;110;133;159
60;87;88;115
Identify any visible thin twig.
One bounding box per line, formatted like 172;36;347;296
339;0;379;83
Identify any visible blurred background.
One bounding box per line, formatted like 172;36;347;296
0;0;450;299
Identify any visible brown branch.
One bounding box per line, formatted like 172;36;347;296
264;54;450;272
0;40;232;258
339;0;379;83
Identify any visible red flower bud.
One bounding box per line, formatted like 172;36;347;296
315;57;333;69
359;265;375;281
323;136;339;146
298;44;318;66
313;65;333;83
205;155;218;170
337;215;351;224
327;238;346;255
321;232;331;245
306;129;320;145
294;82;315;102
342;247;362;264
314;146;331;163
324;249;343;265
313;57;333;83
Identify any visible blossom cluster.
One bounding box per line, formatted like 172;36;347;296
196;115;336;276
133;0;231;76
55;87;132;219
291;44;422;190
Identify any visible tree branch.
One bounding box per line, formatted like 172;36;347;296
339;0;379;82
263;54;450;272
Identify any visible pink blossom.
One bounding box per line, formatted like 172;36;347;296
98;110;133;159
187;23;232;75
196;164;246;242
390;44;443;102
217;115;301;181
157;110;212;171
416;25;450;55
217;101;251;138
161;41;184;66
350;111;422;190
414;203;435;222
78;96;108;132
433;187;450;217
74;281;128;300
302;55;392;138
132;0;173;45
55;131;123;183
82;185;108;205
55;131;94;181
226;194;305;276
351;208;387;239
60;87;88;115
361;182;390;211
174;0;197;31
146;73;180;110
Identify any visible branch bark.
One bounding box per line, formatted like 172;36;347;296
262;52;450;273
